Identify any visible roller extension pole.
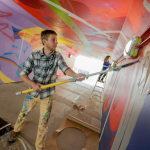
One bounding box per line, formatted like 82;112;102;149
15;57;140;95
15;80;70;95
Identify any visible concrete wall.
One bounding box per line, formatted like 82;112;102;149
99;0;150;149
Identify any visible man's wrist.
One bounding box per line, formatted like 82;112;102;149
73;73;78;78
29;81;35;87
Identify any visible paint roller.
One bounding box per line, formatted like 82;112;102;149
124;36;142;58
123;35;150;59
110;37;142;67
15;57;140;95
113;35;150;67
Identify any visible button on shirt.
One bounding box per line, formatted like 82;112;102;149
20;50;70;99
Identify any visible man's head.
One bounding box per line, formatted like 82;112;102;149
41;30;58;51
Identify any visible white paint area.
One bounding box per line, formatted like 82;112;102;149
73;55;104;86
115;45;121;56
117;39;124;49
138;58;150;94
143;0;150;12
89;41;109;48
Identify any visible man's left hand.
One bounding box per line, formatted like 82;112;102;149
75;74;87;81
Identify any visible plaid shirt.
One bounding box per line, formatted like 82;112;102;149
20;49;70;99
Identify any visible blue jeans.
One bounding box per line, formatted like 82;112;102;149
98;67;107;81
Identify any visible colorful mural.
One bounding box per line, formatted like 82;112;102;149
2;0;136;57
0;1;75;83
0;0;150;149
99;0;150;149
0;2;43;83
0;0;137;84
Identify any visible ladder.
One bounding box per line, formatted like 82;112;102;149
90;73;108;101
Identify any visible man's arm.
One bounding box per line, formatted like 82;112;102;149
57;53;86;81
65;69;86;81
20;54;43;92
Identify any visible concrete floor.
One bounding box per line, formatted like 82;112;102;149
0;77;103;149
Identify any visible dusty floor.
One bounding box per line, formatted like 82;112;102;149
0;77;103;149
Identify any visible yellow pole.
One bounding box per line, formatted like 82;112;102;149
16;80;70;95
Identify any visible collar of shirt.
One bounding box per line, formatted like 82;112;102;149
39;48;55;58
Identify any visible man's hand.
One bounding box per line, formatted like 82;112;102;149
65;69;87;81
31;82;43;92
20;75;44;92
75;74;87;81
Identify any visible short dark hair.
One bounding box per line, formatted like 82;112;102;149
41;30;57;45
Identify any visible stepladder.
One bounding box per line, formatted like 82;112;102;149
90;72;108;102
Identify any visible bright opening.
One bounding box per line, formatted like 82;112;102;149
73;55;103;86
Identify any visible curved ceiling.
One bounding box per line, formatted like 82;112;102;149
0;0;135;59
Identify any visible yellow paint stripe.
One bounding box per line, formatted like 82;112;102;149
0;71;15;83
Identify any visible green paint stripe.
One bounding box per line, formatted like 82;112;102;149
46;0;91;52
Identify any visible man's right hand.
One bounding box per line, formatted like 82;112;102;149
20;75;43;92
31;82;43;92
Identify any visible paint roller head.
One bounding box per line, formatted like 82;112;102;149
15;92;21;95
124;37;142;58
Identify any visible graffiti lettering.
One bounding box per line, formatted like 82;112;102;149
30;34;42;49
0;23;15;41
18;33;42;49
23;46;28;54
0;10;12;17
12;45;20;48
0;56;21;71
2;53;19;60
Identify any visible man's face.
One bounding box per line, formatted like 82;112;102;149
44;34;58;51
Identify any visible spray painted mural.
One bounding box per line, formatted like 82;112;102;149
0;0;137;83
0;2;46;83
0;0;150;149
0;3;34;83
0;1;75;83
99;0;150;149
1;0;136;57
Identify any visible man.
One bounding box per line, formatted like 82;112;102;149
9;30;86;150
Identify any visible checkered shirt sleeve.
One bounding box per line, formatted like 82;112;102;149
58;54;70;75
20;54;34;76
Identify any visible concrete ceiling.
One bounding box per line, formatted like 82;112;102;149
0;0;134;59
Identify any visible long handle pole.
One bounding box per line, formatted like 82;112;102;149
15;68;115;96
15;80;70;95
15;57;139;95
